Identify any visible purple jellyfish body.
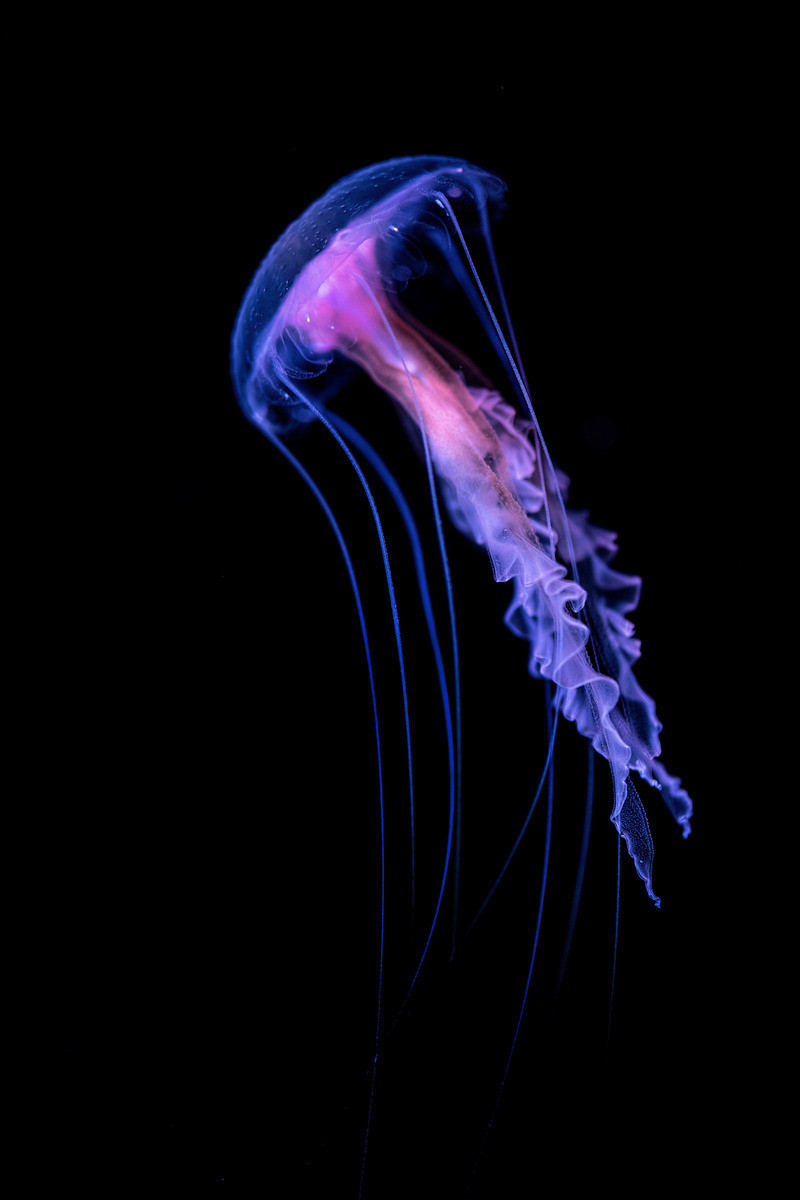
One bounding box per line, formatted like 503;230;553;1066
230;155;693;1185
231;156;691;892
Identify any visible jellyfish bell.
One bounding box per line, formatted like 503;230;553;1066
231;156;506;434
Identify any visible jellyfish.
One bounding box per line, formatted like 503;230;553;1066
230;155;693;1185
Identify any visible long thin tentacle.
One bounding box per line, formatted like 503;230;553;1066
469;680;556;1191
331;415;457;933
255;416;385;1195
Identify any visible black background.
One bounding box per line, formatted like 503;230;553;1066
41;18;780;1199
